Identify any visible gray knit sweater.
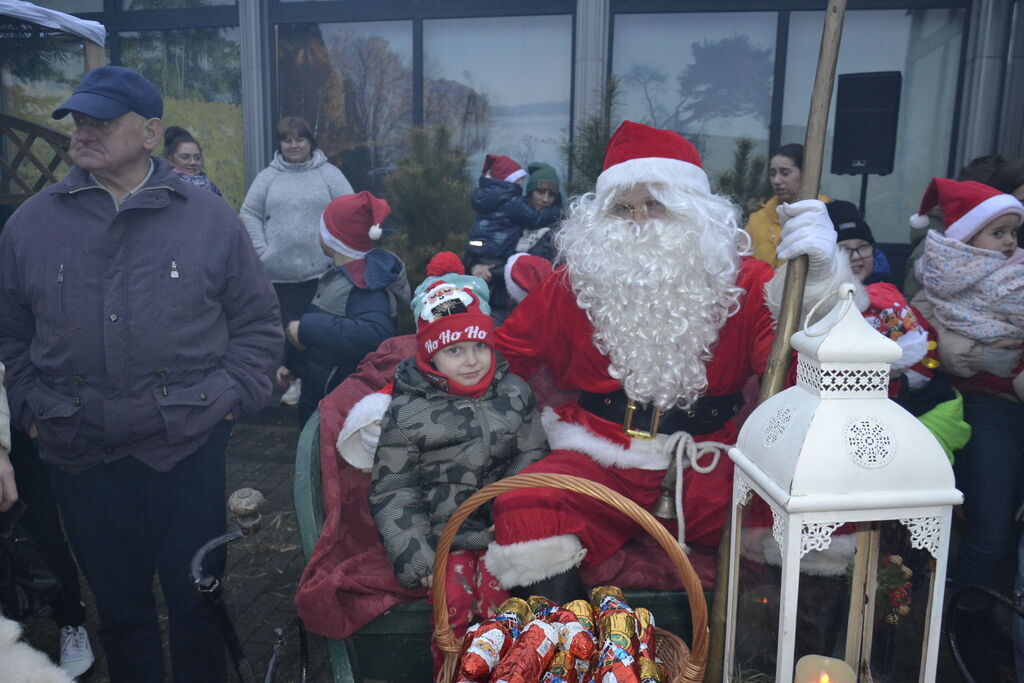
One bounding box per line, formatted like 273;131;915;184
240;149;354;283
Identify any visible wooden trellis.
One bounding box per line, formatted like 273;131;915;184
0;113;72;206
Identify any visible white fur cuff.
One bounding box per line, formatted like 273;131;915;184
336;391;391;472
483;534;587;588
540;407;672;470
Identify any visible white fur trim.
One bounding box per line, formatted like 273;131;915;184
319;215;369;259
891;329;929;372
505;168;527;184
595;157;710;202
540;407;671;470
368;224;382;240
945;194;1024;242
336;391;391;472
504;253;529;304
759;529;856;576
0;615;74;682
909;213;931;230
483;535;586;588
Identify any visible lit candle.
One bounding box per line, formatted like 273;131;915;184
794;655;856;683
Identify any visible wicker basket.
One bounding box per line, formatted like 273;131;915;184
432;472;708;683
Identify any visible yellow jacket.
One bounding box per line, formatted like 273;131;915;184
745;194;829;268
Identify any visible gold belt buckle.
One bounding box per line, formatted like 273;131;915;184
623;399;660;440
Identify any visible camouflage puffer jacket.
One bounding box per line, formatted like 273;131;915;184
369;354;549;588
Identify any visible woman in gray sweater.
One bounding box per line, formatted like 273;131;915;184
241;116;354;405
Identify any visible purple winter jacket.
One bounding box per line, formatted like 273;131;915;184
0;159;283;473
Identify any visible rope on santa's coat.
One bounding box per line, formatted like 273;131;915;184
662;431;731;552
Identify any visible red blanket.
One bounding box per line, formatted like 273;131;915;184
294;336;718;640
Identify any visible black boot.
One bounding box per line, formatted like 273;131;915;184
509;568;587;605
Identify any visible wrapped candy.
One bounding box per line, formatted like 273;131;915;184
634;608;656;660
590;585;625;608
529;595;561;621
638;657;667;683
540;650;575;683
492;619;559;683
596;610;641;683
547;608;598;661
456;598;533;682
564;600;596;633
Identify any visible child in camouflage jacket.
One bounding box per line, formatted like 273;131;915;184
367;253;548;652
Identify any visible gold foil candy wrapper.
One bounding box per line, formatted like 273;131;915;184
589;585;625;608
496;597;534;628
634;608;656;660
638;656;667;683
564;599;596;632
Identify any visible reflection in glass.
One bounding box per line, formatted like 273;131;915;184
423;16;572;179
612;12;776;189
782;9;965;242
20;0;103;11
123;0;233;8
275;21;413;192
120;28;243;207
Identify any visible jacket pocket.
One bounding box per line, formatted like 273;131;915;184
24;382;83;449
153;241;195;330
45;250;83;337
155;369;238;445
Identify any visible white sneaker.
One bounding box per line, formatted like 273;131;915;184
59;625;95;679
280;378;302;406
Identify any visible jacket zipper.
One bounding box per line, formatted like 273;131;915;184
475;397;492;465
57;263;65;313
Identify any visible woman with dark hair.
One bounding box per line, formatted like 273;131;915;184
163;126;221;196
240;116;354;407
745;143;829;268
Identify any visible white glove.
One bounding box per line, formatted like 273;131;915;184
776;199;838;278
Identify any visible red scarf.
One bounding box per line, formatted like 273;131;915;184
415;355;496;399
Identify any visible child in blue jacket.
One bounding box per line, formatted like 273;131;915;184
465;155;561;322
282;192;411;426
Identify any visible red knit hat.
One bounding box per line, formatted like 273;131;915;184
482;154;526;184
319;191;389;258
909;178;1024;243
504;252;553;303
414;253;494;364
596;121;711;199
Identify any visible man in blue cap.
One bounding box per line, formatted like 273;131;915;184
0;66;282;681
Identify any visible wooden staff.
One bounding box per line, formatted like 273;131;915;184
705;2;847;680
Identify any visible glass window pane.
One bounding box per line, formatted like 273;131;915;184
276;21;413;192
613;12;777;192
120;28;244;208
423;15;572;180
782;9;966;243
21;1;103;11
123;0;234;8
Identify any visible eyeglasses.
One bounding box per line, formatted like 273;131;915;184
609;197;668;222
847;244;875;259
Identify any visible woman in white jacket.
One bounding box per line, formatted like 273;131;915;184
241;117;354;405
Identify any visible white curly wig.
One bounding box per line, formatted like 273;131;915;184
556;181;751;410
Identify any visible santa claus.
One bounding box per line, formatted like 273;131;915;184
481;121;846;600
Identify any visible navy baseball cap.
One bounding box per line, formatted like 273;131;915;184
52;66;163;121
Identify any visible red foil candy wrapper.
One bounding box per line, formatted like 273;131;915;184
529;596;561;621
540;650;575;683
457;621;514;682
634;608;656;660
492;619;559;683
597;612;641;683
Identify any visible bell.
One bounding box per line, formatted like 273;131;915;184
651;461;677;519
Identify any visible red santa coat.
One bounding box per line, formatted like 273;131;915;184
491;257;776;560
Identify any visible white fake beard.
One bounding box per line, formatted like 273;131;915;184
557;188;748;410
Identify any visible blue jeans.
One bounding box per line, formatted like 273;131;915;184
953;394;1024;605
49;422;231;682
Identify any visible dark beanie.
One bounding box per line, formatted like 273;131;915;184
827;200;875;245
526;162;560;196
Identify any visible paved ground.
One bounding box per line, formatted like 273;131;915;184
21;401;333;682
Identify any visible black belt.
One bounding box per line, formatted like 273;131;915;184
578;389;745;439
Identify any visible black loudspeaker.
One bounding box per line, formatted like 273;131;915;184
831;71;902;176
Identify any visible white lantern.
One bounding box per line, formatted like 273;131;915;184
724;284;963;683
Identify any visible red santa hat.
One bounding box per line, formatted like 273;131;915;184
504;252;553;304
320;191;389;258
482;154;527;184
595;121;711;200
909;177;1024;243
413;253;495;365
